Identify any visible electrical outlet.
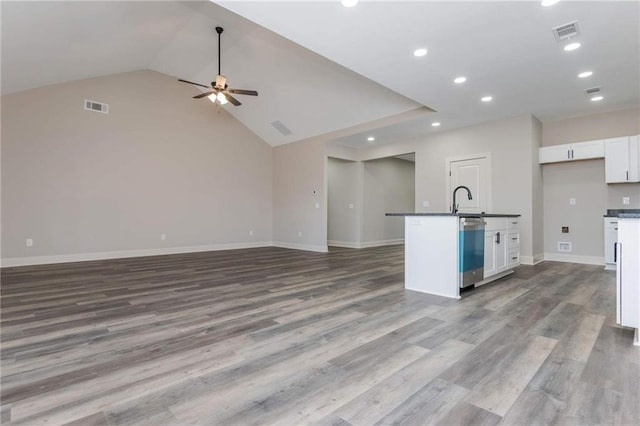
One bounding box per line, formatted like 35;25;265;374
26;238;33;247
562;226;569;233
569;198;576;206
623;197;630;205
249;230;254;236
348;203;354;209
298;231;303;237
160;233;167;241
315;202;320;209
423;201;430;207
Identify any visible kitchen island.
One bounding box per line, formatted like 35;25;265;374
386;213;521;299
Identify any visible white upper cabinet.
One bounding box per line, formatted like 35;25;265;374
605;135;640;183
539;140;604;164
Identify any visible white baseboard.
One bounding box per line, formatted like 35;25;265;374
543;252;604;266
272;241;328;253
328;239;404;249
520;254;544;266
1;242;273;268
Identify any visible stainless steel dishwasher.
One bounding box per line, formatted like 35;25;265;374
459;217;486;288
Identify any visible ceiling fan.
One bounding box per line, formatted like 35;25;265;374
178;26;258;106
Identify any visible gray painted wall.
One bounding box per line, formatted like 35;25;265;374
1;70;273;261
362;157;415;243
358;114;540;263
327;158;360;244
541;107;640;260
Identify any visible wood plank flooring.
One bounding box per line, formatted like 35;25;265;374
1;246;639;425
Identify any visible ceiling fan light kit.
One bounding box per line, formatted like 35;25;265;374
178;26;258;107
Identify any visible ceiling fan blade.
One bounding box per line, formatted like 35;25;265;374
193;91;215;99
178;79;211;89
224;93;242;106
227;88;258;96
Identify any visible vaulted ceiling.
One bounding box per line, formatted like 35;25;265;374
2;1;639;148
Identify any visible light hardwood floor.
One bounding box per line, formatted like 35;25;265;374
1;246;638;425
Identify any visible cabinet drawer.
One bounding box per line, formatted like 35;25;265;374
507;218;520;230
485;218;507;232
508;249;520;267
508;231;520;250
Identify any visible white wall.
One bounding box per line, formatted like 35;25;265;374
1;70;273;265
362;157;415;244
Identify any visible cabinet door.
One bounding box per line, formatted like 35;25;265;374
605;137;631;183
604;219;618;265
484;232;497;278
629;135;639;182
495;231;508;273
539;144;571;164
572;140;604;160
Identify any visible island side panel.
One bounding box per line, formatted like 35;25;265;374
404;215;459;299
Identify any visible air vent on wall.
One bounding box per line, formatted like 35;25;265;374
552;21;580;42
84;99;109;114
271;120;293;136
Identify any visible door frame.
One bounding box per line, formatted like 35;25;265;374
445;152;493;213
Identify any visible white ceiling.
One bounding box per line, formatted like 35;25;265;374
2;1;639;149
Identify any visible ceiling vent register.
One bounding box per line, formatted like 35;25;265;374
271;120;293;136
552;21;580;42
84;100;109;114
585;87;601;96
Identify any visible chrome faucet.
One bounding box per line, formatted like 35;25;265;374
452;185;473;214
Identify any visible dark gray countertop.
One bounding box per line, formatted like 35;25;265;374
386;212;521;217
604;209;640;217
618;213;640;218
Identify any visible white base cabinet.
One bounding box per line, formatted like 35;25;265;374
616;218;640;333
480;217;520;284
604;217;618;270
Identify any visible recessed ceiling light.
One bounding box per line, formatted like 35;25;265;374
453;77;467;84
541;0;560;7
413;48;428;57
578;71;593;78
341;0;358;7
590;96;604;102
432;122;441;127
564;42;581;51
481;96;493;102
367;136;375;141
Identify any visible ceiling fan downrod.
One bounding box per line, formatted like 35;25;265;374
216;26;223;77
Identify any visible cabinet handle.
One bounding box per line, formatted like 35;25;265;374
571;149;574;159
496;232;501;244
511;257;518;260
614;242;617;263
626;171;629;180
511;237;518;240
567;150;571;159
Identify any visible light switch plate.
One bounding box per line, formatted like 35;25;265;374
623;197;630;205
569;198;576;205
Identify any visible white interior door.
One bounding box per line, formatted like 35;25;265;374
448;156;489;213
